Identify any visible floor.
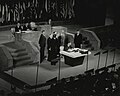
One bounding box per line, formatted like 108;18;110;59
0;23;120;93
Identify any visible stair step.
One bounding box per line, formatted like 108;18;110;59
13;55;31;61
7;47;26;53
14;59;33;67
29;61;39;65
3;42;25;50
11;51;28;57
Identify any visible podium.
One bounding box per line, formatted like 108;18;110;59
60;48;91;66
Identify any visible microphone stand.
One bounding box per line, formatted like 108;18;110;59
86;51;89;71
97;53;101;69
102;50;109;67
11;67;14;90
35;63;39;92
112;49;116;65
94;52;101;69
58;55;61;81
111;49;116;70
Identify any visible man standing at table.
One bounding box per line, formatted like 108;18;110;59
74;30;83;48
47;32;59;65
39;30;46;63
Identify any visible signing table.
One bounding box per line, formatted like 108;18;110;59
60;48;91;66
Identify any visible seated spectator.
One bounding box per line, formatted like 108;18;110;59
15;22;22;32
23;23;31;31
30;22;38;31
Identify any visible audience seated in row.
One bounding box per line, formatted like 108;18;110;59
14;22;38;32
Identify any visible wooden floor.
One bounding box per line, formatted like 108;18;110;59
0;24;120;93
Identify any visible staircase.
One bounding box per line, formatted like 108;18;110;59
10;48;33;67
3;41;38;69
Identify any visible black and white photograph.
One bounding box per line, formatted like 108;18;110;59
0;0;120;96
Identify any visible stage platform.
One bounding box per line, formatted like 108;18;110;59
0;25;120;93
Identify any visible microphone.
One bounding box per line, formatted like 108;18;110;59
102;50;109;67
94;51;101;69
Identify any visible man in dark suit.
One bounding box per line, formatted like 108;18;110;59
15;22;22;32
30;22;38;31
39;30;46;63
74;30;83;48
47;32;59;65
23;23;32;31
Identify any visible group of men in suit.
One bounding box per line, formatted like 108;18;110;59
15;22;37;32
15;22;83;65
39;29;83;65
39;30;70;64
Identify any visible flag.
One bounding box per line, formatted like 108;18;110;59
33;0;35;5
59;1;66;18
2;5;5;18
10;8;14;22
8;11;10;21
0;4;1;12
0;4;2;18
45;0;48;12
14;3;20;21
5;4;8;21
2;5;5;22
20;4;24;20
35;0;38;7
55;0;58;17
28;2;30;7
18;2;21;10
67;0;75;19
23;2;26;10
13;10;16;21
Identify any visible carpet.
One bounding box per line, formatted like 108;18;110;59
39;58;71;71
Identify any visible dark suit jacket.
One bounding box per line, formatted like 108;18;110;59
74;33;83;45
39;34;46;48
23;25;32;31
15;26;22;32
47;37;59;61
